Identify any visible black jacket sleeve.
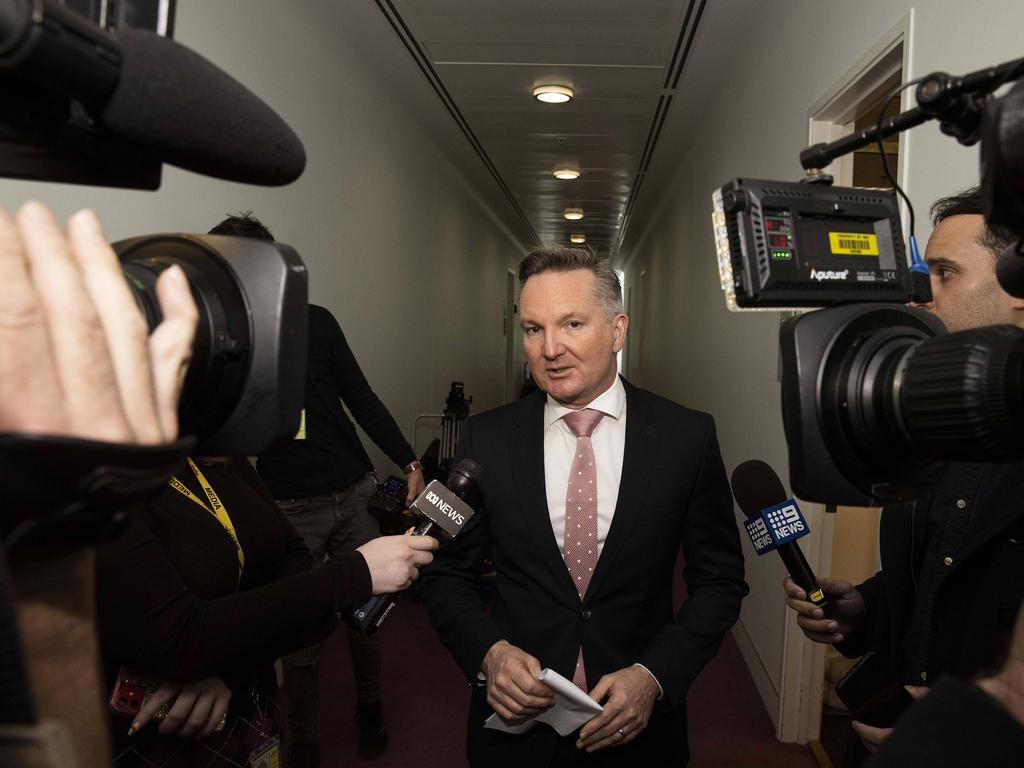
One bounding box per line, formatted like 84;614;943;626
419;419;506;682
323;310;416;469
835;570;886;659
97;518;372;682
636;416;749;704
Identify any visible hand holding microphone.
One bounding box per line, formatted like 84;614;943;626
783;576;865;645
730;459;832;618
356;534;437;594
348;459;482;633
732;460;866;644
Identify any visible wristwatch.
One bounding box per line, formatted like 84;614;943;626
403;460;423;475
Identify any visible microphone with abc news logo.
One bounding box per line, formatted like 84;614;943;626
731;459;831;617
346;459;482;634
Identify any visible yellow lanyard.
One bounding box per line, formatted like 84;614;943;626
169;458;245;581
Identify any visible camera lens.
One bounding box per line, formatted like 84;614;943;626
900;325;1024;461
818;307;940;492
119;237;253;443
114;233;307;455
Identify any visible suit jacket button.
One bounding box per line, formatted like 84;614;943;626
581;609;592;620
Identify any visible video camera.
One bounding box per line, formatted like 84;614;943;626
713;57;1024;505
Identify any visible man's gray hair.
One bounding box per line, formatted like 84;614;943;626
518;245;624;317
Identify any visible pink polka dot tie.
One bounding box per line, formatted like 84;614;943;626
562;408;604;691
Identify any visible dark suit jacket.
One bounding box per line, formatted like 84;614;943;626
420;379;748;767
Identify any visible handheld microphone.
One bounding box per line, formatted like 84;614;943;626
348;459;481;634
730;459;831;616
0;0;306;186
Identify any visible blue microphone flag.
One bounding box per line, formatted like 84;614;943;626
743;499;810;556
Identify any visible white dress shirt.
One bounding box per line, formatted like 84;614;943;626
542;375;663;696
544;376;627;555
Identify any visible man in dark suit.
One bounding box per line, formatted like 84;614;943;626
420;246;747;766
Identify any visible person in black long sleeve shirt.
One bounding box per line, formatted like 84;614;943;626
256;304;418;499
209;213;424;765
96;457;375;767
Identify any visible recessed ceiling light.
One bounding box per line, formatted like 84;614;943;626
553;168;580;180
563;208;584;221
534;85;573;104
570;233;586;244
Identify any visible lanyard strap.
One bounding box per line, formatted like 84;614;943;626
169;458;245;579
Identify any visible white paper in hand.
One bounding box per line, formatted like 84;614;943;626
483;668;603;737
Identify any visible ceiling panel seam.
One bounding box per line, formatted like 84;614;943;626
614;0;707;262
375;0;541;245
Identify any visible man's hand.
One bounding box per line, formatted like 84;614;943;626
979;600;1024;727
131;677;231;740
404;468;425;507
851;720;888;754
851;686;927;753
356;534;439;593
576;665;659;752
783;576;866;644
0;202;198;442
481;641;554;721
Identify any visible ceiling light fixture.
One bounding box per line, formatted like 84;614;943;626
570;233;586;244
563;208;584;221
534;85;573;104
553;168;580;180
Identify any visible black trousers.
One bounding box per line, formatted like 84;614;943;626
550;733;689;766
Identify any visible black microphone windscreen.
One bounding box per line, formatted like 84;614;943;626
731;459;788;519
98;29;306;186
996;243;1024;299
445;458;481;502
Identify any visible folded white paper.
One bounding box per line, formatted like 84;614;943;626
483;668;603;737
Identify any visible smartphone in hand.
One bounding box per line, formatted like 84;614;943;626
835;651;916;727
109;667;161;717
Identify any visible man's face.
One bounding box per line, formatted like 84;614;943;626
519;269;627;409
921;214;1021;333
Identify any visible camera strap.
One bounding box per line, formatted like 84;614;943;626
168;459;245;582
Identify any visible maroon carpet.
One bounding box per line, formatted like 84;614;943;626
316;551;817;767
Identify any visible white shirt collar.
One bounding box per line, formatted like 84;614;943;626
543;375;626;429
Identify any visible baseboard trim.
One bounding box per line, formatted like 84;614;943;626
732;619;780;729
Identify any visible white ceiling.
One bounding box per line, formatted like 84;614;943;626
382;0;704;259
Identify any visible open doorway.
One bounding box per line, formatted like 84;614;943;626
775;12;914;763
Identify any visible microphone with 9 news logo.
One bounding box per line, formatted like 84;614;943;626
347;459;481;634
731;459;831;617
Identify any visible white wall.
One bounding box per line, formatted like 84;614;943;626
0;0;527;472
624;0;1024;726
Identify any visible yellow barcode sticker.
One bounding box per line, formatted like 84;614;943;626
809;589;824;603
294;409;306;440
829;232;878;255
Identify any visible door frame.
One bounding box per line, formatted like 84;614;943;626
776;10;914;744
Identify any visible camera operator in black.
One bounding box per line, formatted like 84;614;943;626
783;187;1024;764
0;202;200;768
208;214;424;766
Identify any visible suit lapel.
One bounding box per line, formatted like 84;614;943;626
584;381;659;604
511;391;580;602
